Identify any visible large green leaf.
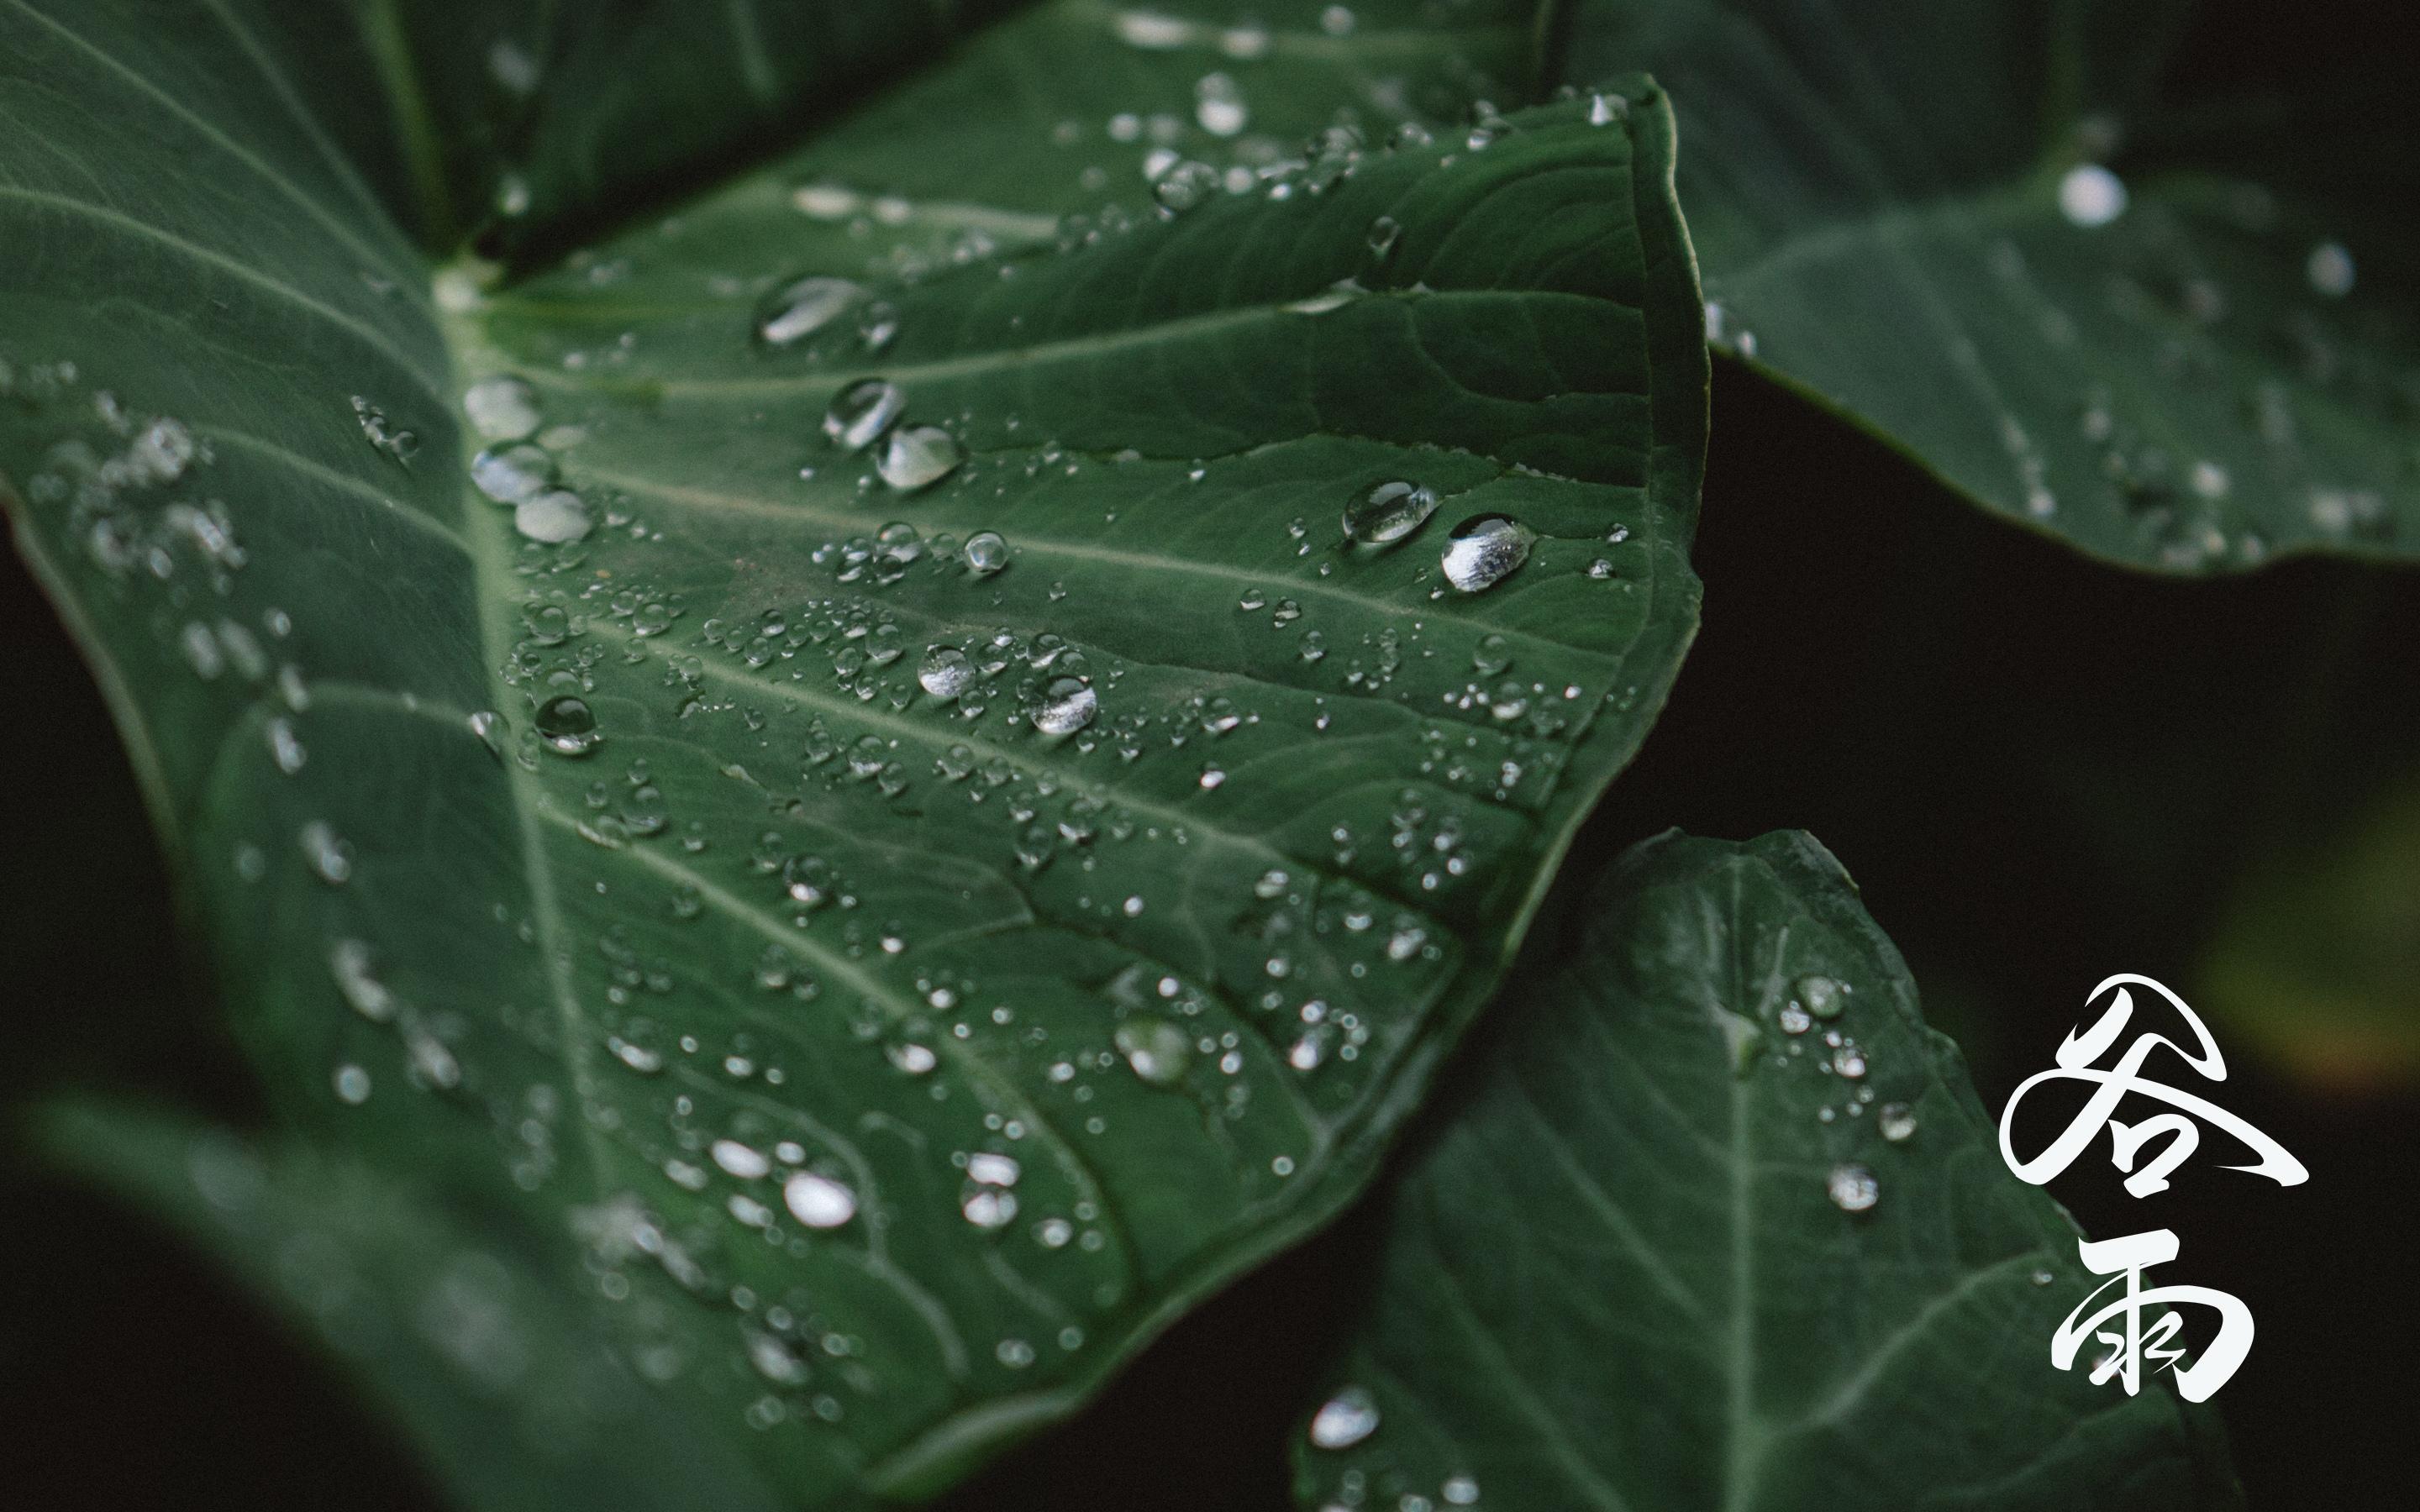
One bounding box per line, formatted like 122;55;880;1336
0;2;1705;1504
1553;0;2419;571
1292;831;2239;1510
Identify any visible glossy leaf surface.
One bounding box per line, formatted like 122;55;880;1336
1293;831;2238;1510
1556;0;2418;571
0;2;1705;1503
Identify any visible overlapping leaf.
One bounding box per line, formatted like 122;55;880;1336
1;1;1706;1504
1555;0;2419;571
1292;831;2238;1510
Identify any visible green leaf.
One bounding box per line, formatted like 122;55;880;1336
0;3;1705;1504
1292;831;2239;1511
1553;0;2419;571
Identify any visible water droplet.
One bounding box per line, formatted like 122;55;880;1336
299;821;353;884
1797;974;1844;1021
471;443;554;503
712;1138;771;1179
1444;1476;1481;1506
332;1064;372;1104
756;276;863;346
2307;240;2355;298
1028;677;1097;736
784;1170;858;1229
918;645;974;700
329;937;392;1019
1439;514;1535;592
877;424;963;491
2058;164;2127;228
514;489;592;543
462;376;539;441
823;379;903;450
1827;1162;1880;1212
1878;1102;1917;1142
963;530;1008;575
1113;1017;1192;1086
265;717;307;774
1367;214;1401;261
1153;160;1222;213
534;694;600;756
1195;72;1247;136
1308;1386;1381;1449
782;853;835;906
1343;480;1438;545
1831;1043;1867;1079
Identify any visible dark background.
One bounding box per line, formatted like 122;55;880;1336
6;0;2416;1503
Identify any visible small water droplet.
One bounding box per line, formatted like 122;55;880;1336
784;1170;858;1228
1113;1016;1192;1086
2058;164;2127;228
823;379;903;450
877;424;963;491
471;443;554;503
1878;1102;1917;1142
299;821;353;884
534;694;601;756
462;376;540;441
2307;240;2355;298
514;489;592;543
1308;1386;1381;1449
712;1138;771;1179
918;645;974;700
1827;1162;1879;1212
962;530;1008;576
756;276;864;347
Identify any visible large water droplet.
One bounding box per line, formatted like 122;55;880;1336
823;379;903;450
1342;480;1438;545
1439;514;1534;591
1797;974;1844;1021
877;424;963;491
756;276;863;347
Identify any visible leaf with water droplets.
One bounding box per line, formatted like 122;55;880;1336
1293;831;2240;1511
0;2;1703;1505
1553;0;2420;570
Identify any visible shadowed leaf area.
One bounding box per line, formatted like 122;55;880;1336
0;2;1706;1506
1292;831;2238;1511
1555;0;2420;572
